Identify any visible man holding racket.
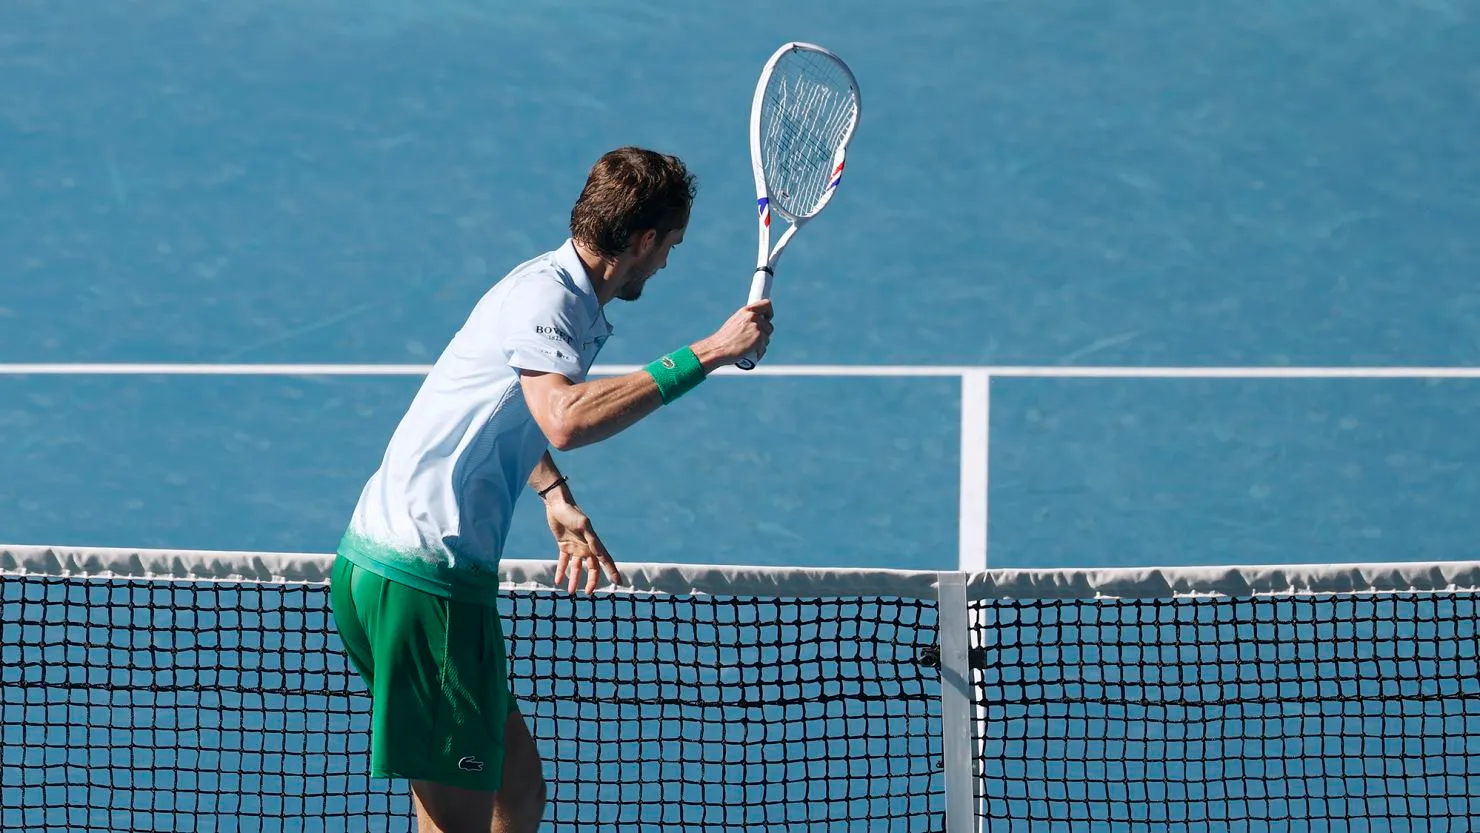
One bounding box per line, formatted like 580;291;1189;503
329;146;773;833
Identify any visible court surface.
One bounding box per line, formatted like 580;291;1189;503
4;0;1480;572
5;3;1480;832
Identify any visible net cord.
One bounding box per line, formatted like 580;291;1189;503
5;544;1480;600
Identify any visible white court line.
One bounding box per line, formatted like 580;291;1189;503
2;363;1480;378
0;362;970;377
958;371;990;572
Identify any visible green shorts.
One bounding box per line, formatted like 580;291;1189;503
329;555;514;791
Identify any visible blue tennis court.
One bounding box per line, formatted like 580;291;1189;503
3;0;1479;573
3;0;1479;830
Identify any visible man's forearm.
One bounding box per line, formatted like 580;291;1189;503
528;450;573;504
535;340;728;451
544;370;666;450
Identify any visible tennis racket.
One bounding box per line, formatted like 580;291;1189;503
734;41;862;371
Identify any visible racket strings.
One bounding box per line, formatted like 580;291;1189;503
761;51;858;219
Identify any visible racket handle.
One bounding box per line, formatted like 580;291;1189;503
736;267;774;371
747;268;774;305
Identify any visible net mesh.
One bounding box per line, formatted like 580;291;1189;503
973;593;1480;832
1;566;942;832
758;46;858;219
5;550;1480;832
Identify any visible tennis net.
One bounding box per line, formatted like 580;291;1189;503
3;546;1479;832
2;545;944;832
972;563;1480;832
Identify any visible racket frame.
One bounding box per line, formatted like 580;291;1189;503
736;41;861;370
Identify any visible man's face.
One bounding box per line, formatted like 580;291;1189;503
616;227;685;302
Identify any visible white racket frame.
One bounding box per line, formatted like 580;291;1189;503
736;41;861;370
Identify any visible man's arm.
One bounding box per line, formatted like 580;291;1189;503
518;367;667;451
528;448;622;591
527;449;574;503
520;301;773;451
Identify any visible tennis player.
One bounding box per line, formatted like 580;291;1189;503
328;147;774;832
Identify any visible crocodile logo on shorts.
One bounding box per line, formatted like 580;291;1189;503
457;756;485;772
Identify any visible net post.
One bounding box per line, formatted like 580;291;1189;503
937;570;977;833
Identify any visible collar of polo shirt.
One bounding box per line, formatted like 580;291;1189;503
553;238;615;340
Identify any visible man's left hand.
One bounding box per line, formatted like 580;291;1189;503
546;498;622;594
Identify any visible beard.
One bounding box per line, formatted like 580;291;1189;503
615;259;659;301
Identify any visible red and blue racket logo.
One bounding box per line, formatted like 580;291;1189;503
828;160;845;190
757;197;770;227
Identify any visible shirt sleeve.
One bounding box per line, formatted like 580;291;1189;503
496;276;589;382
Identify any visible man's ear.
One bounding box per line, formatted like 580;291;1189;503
627;228;658;258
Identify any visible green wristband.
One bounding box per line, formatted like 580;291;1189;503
645;346;706;404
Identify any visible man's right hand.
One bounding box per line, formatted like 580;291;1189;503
691;300;775;371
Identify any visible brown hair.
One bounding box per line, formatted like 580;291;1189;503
570;147;697;256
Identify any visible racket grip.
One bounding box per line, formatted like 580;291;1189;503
736;267;773;371
747;268;774;305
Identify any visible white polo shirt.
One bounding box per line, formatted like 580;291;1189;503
338;239;612;601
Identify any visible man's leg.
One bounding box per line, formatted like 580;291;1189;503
332;557;534;831
494;709;547;831
411;708;546;833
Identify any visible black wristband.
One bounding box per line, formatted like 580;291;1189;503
538;475;568;498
